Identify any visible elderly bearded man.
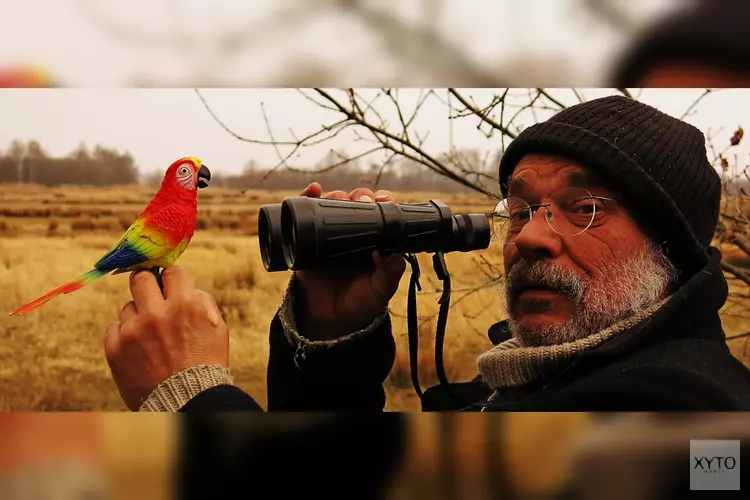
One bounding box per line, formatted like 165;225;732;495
106;95;750;412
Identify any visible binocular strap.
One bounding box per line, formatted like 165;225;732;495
404;253;424;399
405;252;483;410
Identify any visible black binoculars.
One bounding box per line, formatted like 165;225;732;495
258;196;492;272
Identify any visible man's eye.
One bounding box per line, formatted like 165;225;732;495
572;202;595;214
569;199;606;215
510;209;530;222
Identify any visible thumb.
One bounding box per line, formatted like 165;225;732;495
370;251;406;303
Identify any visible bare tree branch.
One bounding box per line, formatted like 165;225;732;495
536;89;568;110
617;88;633;99
727;331;750;341
313;88;497;196
680;89;715;120
448;89;516;139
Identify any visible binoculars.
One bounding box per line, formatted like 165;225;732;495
258;196;492;272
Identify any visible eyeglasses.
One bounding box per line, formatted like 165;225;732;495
491;187;617;245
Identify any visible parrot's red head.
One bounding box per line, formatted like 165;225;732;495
163;157;211;192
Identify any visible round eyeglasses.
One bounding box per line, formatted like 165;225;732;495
491;187;617;245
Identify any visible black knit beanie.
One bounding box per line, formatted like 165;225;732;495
498;95;722;281
610;0;750;85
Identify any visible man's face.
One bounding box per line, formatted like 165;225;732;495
502;154;677;346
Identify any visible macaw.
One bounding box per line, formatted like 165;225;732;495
9;157;211;316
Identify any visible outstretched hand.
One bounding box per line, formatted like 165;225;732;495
104;267;229;411
293;182;407;341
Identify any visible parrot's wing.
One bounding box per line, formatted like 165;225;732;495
94;217;172;271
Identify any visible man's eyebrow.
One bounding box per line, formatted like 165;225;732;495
507;170;607;196
563;171;605;189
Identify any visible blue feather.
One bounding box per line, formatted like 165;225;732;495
95;242;148;271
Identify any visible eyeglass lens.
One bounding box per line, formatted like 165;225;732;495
491;187;607;245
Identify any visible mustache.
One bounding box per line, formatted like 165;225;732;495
506;260;585;301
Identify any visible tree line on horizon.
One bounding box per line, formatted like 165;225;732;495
2;139;746;196
0;140;139;186
0;139;499;193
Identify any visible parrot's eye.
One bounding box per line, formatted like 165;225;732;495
178;166;191;175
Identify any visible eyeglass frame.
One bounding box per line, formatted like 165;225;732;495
491;187;618;244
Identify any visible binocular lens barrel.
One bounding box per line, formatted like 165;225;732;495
258;203;288;272
258;196;491;272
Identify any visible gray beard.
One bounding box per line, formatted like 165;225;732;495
505;243;678;347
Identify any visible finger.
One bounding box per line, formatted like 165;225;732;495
198;291;222;327
370;251;407;301
129;270;166;311
120;300;137;323
103;321;121;361
160;266;196;300
374;190;395;202
322;190;350;201
300;182;322;198
349;188;376;203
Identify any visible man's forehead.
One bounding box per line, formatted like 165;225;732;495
507;156;605;194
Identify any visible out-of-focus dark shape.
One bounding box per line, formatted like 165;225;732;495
176;414;407;500
610;0;750;86
175;413;597;500
564;413;750;500
0;64;56;87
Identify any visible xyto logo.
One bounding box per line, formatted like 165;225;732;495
689;440;741;491
693;456;737;474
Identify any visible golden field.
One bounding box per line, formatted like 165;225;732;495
0;183;749;411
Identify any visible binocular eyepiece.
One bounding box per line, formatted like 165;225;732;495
258;196;491;272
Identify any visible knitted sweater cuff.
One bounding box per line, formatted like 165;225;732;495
139;364;235;412
278;274;388;354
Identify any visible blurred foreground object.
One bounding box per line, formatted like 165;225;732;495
611;0;750;85
566;413;750;500
177;414;407;500
0;461;108;500
0;64;56;87
0;414;108;499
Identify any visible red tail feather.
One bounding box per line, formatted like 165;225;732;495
9;269;107;316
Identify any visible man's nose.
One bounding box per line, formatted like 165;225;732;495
513;208;563;261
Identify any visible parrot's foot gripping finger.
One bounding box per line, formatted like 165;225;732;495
149;266;164;295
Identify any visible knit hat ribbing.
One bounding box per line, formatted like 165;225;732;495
498;95;722;280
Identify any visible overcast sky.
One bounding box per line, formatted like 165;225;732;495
0;88;748;179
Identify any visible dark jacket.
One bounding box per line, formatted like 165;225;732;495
180;247;750;412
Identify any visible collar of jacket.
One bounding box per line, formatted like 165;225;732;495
486;246;729;356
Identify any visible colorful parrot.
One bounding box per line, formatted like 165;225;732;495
9;157;211;316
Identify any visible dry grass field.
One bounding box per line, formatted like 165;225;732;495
0;183;748;411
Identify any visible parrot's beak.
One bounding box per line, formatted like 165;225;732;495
197;165;211;189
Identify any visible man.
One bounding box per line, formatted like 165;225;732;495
105;94;750;411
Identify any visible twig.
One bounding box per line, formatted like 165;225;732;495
680;89;714;120
536;89;567;110
313;88;494;196
726;331;750;341
722;261;750;287
448;89;517;139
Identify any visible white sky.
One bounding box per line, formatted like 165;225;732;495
0;88;748;178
